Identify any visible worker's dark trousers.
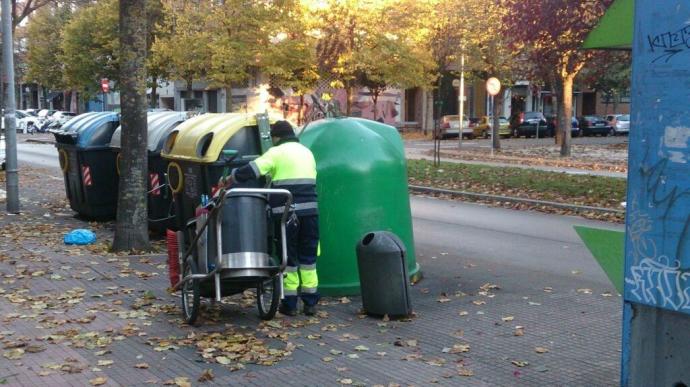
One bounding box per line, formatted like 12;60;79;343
276;215;319;310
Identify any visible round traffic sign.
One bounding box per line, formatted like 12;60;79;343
486;77;501;96
452;79;461;88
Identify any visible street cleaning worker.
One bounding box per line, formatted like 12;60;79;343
229;120;319;316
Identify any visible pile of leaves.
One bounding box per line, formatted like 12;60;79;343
148;329;294;371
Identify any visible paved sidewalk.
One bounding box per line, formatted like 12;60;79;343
0;166;621;386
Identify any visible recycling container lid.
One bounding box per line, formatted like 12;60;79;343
52;112;120;147
110;111;189;152
161;112;284;163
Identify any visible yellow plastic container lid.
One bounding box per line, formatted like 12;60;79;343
161;113;283;163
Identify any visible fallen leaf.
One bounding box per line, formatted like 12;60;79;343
501;316;514;322
512;360;529;367
174;377;191;387
322;356;334;362
90;377;107;386
339;379;353;385
458;368;474;377
347;354;359;359
198;369;214;382
25;345;46;353
354;345;369;352
577;288;592;294
458;311;468;316
330;349;343;355
216;356;232;365
535;347;549;354
514;326;525;336
3;348;24;360
472;300;486;306
134;363;150;369
97;360;114;366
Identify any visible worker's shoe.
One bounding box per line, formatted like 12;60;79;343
303;304;317;316
279;304;297;317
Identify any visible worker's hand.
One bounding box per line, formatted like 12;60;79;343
220;175;233;189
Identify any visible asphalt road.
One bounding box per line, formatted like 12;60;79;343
411;195;623;282
17;141;60;170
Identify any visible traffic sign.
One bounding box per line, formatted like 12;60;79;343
452;79;461;88
486;77;501;96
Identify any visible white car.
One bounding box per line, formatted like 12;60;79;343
16;110;38;133
437;115;472;139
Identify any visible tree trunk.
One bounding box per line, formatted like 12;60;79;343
560;75;574;157
225;86;232;112
491;90;502;150
372;90;379;120
113;0;150;252
298;94;304;125
70;89;78;113
150;75;157;108
345;84;353;116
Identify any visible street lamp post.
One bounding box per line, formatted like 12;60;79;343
458;53;465;150
2;0;19;213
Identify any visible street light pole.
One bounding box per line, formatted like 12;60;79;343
458;52;465;150
2;0;19;213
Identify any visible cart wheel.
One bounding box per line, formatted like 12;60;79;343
257;275;281;320
181;258;200;325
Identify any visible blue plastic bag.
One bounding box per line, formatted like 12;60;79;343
64;229;97;245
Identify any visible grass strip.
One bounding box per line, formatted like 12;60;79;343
407;159;627;210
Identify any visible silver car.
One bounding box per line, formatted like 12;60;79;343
606;114;630;135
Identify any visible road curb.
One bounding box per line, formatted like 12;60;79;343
409;185;626;215
25;138;54;145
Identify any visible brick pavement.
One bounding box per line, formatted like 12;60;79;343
0;166;620;386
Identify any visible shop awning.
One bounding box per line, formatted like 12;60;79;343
582;0;633;50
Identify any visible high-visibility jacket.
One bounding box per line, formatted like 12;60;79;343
232;137;318;215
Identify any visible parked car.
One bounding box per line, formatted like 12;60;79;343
436;115;472;139
578;115;612;136
471;116;491;138
51;111;77;127
606;114;630;135
512;111;551;138
35;109;57;132
547;115;581;137
474;116;511;138
10;110;38;133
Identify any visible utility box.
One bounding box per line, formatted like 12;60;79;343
356;231;412;317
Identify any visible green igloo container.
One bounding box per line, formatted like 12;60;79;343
300;117;420;296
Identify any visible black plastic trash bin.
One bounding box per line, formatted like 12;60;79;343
356;231;412;317
53;112;120;219
110;111;189;232
161;112;276;232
